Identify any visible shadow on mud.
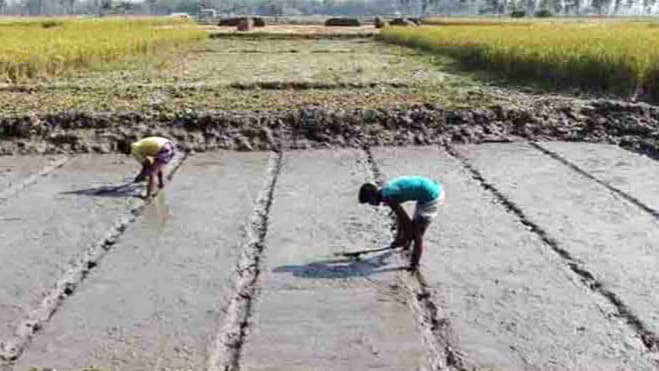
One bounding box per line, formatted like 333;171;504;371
273;250;406;279
59;182;142;198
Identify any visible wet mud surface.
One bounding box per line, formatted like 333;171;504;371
537;141;658;214
372;146;657;370
0;155;139;342
16;152;269;370
459;143;659;343
241;150;427;370
0;156;61;194
0;142;657;370
0;156;69;203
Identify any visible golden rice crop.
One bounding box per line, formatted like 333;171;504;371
0;17;206;82
379;22;659;99
421;17;533;26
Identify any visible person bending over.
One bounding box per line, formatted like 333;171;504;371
359;176;445;271
130;136;175;198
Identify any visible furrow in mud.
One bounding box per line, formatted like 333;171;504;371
530;142;658;221
0;152;189;363
362;146;466;371
0;156;70;204
207;151;282;371
444;144;659;353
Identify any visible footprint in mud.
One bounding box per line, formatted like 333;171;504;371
273;251;405;279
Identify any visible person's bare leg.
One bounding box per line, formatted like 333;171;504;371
145;162;165;198
397;216;414;251
395;217;407;246
389;203;413;248
409;220;429;271
146;173;156;198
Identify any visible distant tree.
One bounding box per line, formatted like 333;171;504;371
0;0;6;14
114;0;131;13
590;0;606;14
26;0;44;15
421;0;441;15
267;0;283;20
399;0;410;14
572;0;581;14
59;0;75;14
525;0;534;12
420;0;428;13
176;0;199;14
99;0;112;15
146;0;157;14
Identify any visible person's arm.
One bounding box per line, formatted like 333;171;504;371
134;161;149;183
384;198;412;246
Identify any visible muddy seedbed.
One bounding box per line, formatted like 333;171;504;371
1;142;658;370
1;99;658;161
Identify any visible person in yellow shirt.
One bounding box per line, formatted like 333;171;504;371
131;136;175;198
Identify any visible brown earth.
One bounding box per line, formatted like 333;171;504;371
206;24;377;37
0;99;657;159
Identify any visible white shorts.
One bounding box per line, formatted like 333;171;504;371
413;190;445;224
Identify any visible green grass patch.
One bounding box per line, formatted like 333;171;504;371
0;36;482;113
52;38;450;87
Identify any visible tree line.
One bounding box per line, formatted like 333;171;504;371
0;0;656;17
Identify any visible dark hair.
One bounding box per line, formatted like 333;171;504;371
358;183;379;204
116;139;132;156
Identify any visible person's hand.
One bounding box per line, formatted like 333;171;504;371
133;172;146;183
390;237;412;250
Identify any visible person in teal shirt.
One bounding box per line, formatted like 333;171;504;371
358;176;445;271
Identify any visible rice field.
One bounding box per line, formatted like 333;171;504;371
379;22;659;99
0;17;206;83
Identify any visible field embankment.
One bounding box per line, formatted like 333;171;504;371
0;100;656;160
0;17;206;82
379;22;659;102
